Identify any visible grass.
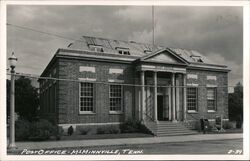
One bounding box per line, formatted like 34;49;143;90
60;132;153;141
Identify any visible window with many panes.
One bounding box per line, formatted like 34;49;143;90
207;88;216;111
187;87;198;111
79;82;94;113
109;85;122;112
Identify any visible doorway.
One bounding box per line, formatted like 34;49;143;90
157;95;164;121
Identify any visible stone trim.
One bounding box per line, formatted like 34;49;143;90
187;83;199;87
78;78;96;82
79;66;96;73
108;79;124;83
206;84;217;87
187;74;198;79
207;75;217;80
207;110;216;113
109;68;124;74
187;110;198;113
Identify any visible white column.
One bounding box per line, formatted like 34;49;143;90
183;74;187;121
140;71;145;122
176;74;180;121
172;73;176;121
165;87;168;120
168;86;172;120
153;71;158;122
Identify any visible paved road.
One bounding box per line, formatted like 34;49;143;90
80;138;243;155
13;139;243;155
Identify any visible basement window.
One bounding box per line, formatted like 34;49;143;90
88;44;104;52
190;55;203;62
116;47;130;55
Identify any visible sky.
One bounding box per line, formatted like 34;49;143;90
6;5;243;87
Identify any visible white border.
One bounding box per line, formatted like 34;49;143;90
0;0;249;160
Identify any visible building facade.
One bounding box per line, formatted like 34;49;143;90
39;36;230;135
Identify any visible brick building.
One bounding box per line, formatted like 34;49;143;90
39;36;230;136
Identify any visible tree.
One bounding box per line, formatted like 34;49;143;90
7;76;39;121
228;82;243;128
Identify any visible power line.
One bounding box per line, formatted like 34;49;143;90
7;72;239;88
7;23;152;55
7;23;78;42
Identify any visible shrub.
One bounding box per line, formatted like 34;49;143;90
96;127;107;134
120;119;139;133
55;126;64;140
120;119;151;134
15;119;31;141
223;121;235;129
138;124;152;134
194;121;201;132
29;119;56;141
78;127;90;135
108;126;120;134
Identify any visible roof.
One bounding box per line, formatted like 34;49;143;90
41;36;230;77
67;36;225;66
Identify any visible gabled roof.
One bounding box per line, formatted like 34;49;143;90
140;48;190;65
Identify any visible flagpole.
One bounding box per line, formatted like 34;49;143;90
152;5;155;49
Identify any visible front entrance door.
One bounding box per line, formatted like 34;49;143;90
157;95;164;121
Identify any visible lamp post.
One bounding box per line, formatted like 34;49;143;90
8;52;17;149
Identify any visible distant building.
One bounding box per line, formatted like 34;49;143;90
39;36;230;136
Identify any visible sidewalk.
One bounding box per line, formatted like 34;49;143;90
14;133;243;150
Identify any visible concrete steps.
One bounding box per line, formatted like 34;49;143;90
155;121;199;136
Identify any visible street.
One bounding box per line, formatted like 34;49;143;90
79;138;243;155
11;139;243;155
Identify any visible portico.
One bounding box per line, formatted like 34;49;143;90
138;64;187;123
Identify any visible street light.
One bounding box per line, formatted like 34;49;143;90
8;52;17;150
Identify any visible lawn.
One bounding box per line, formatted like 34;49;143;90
59;132;153;141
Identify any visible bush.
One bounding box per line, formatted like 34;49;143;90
108;126;120;134
55;126;64;140
78;127;90;135
15;119;31;141
29;119;57;141
138;124;152;134
120;119;151;134
194;121;201;132
223;121;235;129
120;119;139;133
96;127;107;134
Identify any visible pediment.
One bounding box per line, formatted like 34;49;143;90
141;48;188;65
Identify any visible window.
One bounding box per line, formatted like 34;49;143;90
79;82;94;113
116;47;130;55
88;44;104;52
190;55;203;62
109;85;122;112
144;50;152;54
187;87;198;111
207;88;216;111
